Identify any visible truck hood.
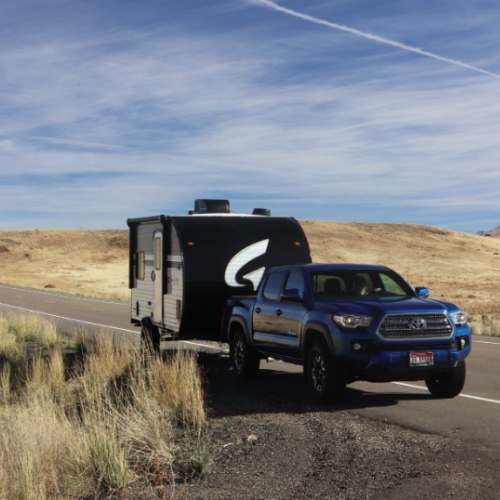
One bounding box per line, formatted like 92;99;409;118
315;296;459;317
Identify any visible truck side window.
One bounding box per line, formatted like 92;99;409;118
263;273;285;301
285;272;305;297
136;252;145;281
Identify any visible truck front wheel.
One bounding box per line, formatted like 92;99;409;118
425;360;466;398
230;330;260;379
307;342;346;403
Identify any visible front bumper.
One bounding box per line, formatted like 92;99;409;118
334;326;471;377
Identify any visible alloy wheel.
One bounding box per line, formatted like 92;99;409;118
311;354;326;393
234;339;245;372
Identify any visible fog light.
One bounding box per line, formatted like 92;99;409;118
459;337;467;350
353;342;362;352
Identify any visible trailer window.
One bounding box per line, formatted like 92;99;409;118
263;273;285;301
136;252;145;281
154;237;162;270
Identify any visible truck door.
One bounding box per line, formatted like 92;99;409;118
153;230;163;324
274;271;308;357
253;271;301;358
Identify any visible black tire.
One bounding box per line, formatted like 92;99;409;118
230;330;260;379
425;360;466;398
141;322;161;356
307;342;346;403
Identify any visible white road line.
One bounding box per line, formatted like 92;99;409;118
474;340;500;345
392;382;500;406
181;340;227;351
0;302;224;352
0;284;128;306
0;302;138;334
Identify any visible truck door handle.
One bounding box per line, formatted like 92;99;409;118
255;307;261;314
275;309;283;316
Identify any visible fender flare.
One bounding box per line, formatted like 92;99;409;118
228;315;253;347
302;320;336;357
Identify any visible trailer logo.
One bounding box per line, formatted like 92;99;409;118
225;239;270;290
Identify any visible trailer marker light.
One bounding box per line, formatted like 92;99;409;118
294;241;301;246
188;242;195;246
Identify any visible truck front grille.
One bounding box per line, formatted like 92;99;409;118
378;314;453;340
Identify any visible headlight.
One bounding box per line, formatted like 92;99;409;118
333;314;373;329
451;310;467;326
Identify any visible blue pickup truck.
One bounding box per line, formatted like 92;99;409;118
223;263;471;402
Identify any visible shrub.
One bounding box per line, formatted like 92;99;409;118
0;313;207;500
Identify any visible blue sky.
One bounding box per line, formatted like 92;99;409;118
1;0;499;232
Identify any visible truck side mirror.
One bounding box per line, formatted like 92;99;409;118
415;287;429;298
281;288;303;303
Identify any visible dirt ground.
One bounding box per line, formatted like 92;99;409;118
144;363;500;500
0;221;499;326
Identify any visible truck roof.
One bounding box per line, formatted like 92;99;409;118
271;263;392;272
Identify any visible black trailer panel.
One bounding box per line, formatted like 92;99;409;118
171;216;311;340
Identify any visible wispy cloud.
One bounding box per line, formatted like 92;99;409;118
248;0;500;78
0;0;499;231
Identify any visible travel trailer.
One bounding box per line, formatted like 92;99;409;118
127;199;311;348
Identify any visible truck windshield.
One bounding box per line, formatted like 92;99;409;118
310;270;414;300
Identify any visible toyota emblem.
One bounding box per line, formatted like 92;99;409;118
409;317;427;330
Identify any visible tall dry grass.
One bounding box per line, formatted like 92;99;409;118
468;314;500;337
0;310;207;500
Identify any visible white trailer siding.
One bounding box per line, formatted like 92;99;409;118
131;222;162;323
163;223;183;332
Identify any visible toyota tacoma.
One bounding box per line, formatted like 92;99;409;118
223;264;471;402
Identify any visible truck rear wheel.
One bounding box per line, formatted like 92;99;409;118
141;321;161;356
425;360;466;398
307;342;346;403
230;330;260;379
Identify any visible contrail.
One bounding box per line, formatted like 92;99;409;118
248;0;500;78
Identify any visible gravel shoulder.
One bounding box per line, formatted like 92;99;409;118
181;361;500;500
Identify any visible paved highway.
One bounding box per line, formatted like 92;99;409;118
1;282;499;449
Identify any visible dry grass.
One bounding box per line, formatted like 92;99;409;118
468;314;500;337
0;230;129;300
1;221;499;317
0;311;207;500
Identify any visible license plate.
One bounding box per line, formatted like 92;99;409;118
409;352;434;367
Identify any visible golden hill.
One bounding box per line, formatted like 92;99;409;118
0;230;129;301
0;222;499;332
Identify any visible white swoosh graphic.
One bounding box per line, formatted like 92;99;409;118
225;239;270;290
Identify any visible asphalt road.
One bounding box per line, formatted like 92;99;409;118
1;282;499;450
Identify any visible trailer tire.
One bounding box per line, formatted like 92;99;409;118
141;321;161;356
306;342;346;403
230;330;259;379
425;360;466;398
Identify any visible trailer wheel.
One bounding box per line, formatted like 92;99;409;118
230;330;259;379
141;321;161;356
307;342;346;403
425;360;466;398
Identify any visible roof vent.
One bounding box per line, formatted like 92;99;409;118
192;199;230;214
252;208;271;216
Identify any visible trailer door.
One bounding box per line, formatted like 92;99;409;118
163;223;183;332
153;230;163;323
